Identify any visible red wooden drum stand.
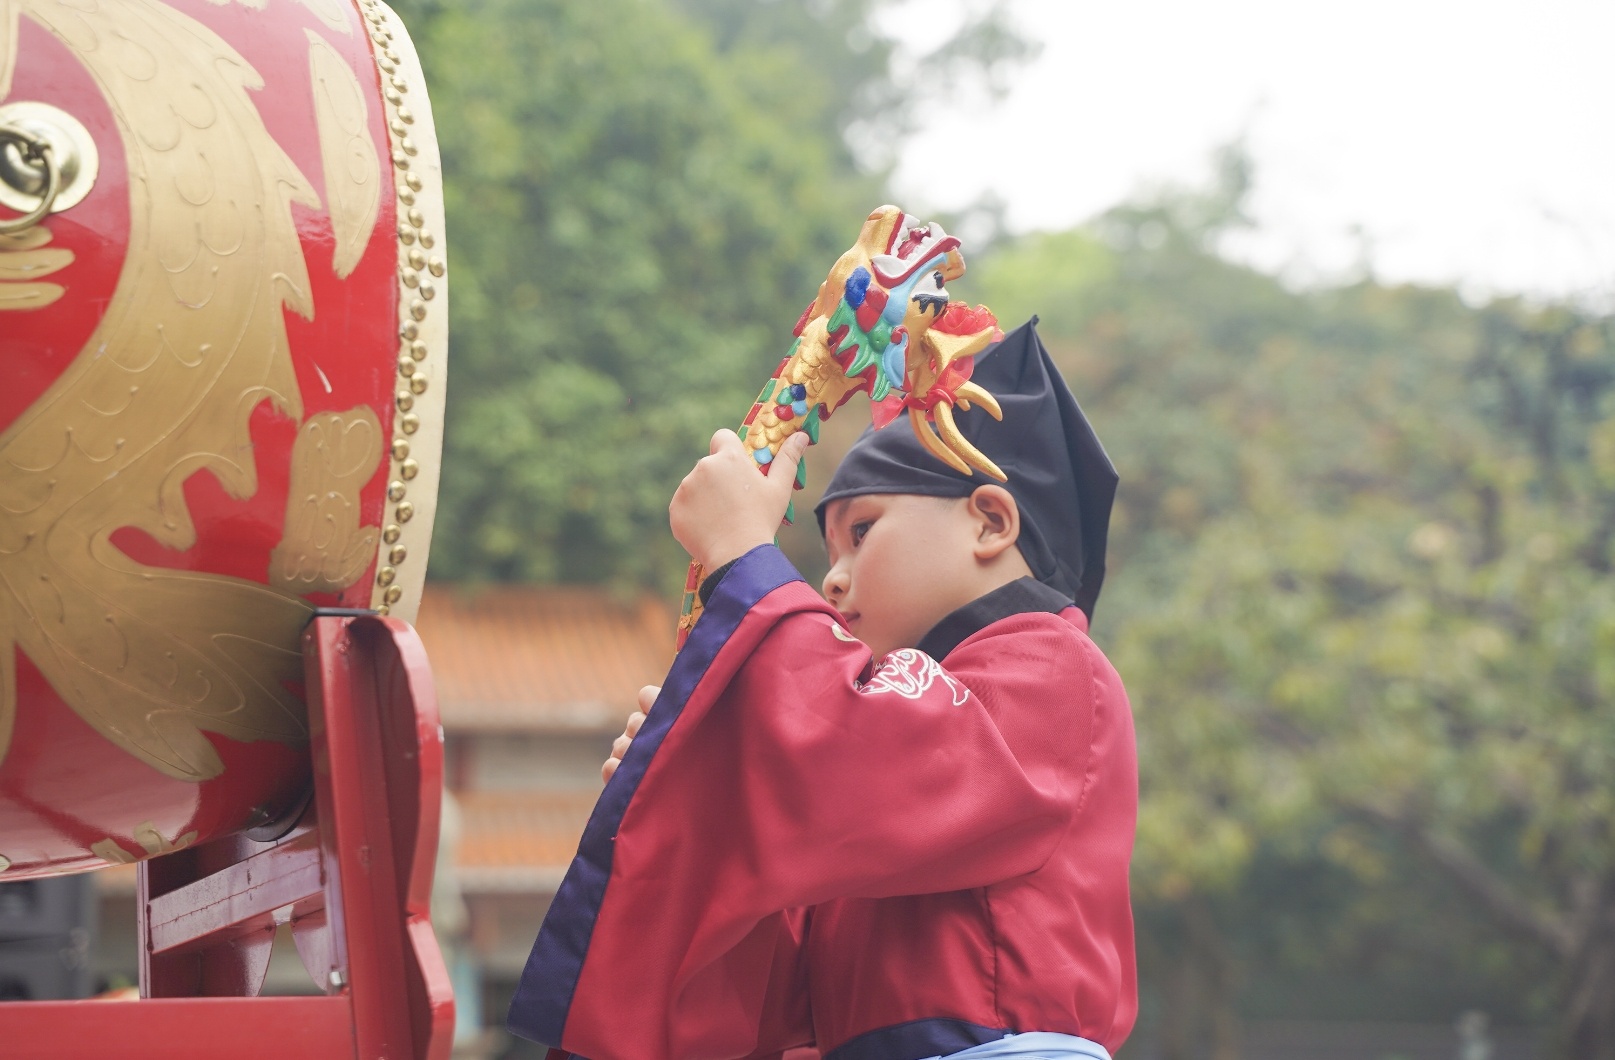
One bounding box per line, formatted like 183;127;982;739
1;614;453;1059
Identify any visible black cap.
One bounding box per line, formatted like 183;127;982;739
815;318;1118;620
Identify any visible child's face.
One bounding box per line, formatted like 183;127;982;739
820;493;984;661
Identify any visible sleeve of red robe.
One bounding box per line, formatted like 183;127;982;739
507;545;1095;1060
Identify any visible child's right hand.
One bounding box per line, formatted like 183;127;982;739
669;428;809;570
602;684;660;783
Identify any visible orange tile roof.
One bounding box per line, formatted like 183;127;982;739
416;583;676;732
452;789;597;893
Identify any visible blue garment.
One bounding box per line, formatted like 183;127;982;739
933;1031;1113;1060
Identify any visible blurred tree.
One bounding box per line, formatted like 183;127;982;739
391;0;865;589
389;0;1033;593
671;0;1039;172
972;158;1615;1057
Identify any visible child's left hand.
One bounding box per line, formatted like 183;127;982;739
602;684;659;783
670;429;809;570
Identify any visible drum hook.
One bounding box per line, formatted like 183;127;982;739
0;123;63;236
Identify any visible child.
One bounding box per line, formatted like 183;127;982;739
508;321;1137;1060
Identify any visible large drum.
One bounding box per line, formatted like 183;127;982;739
0;0;446;878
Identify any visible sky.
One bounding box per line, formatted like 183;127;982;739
886;0;1615;304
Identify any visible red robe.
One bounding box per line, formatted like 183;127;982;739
508;545;1138;1060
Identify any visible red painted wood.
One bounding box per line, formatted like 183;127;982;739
304;614;454;1060
19;616;452;1057
139;822;324;998
146;829;325;955
0;997;355;1058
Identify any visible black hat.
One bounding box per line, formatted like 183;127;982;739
815;318;1118;619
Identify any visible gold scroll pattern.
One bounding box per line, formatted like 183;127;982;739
307;28;381;278
296;0;353;35
271;407;383;593
91;822;199;865
0;0;329;782
0;226;71;310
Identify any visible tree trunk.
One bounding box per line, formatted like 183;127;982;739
1184;895;1242;1060
1558;885;1615;1060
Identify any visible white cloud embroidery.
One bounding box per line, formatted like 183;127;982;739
858;649;970;706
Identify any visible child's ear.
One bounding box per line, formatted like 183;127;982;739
966;485;1021;561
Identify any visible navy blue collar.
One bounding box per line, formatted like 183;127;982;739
916;576;1073;662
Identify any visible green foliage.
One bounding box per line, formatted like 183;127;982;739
397;0;866;589
393;0;1031;592
974;163;1615;1045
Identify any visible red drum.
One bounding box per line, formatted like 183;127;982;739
0;0;446;878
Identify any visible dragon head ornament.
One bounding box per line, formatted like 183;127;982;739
740;205;1005;484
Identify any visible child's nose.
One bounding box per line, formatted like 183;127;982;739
821;564;848;601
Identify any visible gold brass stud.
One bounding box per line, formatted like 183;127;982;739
400;413;420;434
398;355;416;376
409;373;428;394
396;501;415;522
409;299;427;321
397;390;414;411
401;137;418;157
392;149;410;169
389;544;408;564
384;585;403;604
398;224;415;245
410;341;427;361
397;106;414;124
383;524;402;544
418;230;435;249
401;269;419;289
401;321;419;341
375;603;390;616
377;55;396;73
408;248;426;270
377;566;396;586
385;87;402;105
406;207;425;228
419;280;436;301
385;49;400;63
400;458;420;480
387;480;407;502
405;172;422;191
390;119;408;138
391;439;410;460
391;77;408;93
427;256;445;277
397;183;415;205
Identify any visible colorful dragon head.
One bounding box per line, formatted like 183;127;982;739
682;207;1005;645
740;205;1006;485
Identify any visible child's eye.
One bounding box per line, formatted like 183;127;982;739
849;521;871;546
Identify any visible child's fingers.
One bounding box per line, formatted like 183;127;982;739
768;431;811;492
710;428;741;456
601;756;619;783
611;732;633;759
625;710;646;738
637;685;660;713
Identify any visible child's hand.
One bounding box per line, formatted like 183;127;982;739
602;684;659;783
670;429;809;570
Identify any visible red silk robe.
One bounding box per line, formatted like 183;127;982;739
508;545;1138;1060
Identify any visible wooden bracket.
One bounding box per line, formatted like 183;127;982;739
0;615;454;1059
